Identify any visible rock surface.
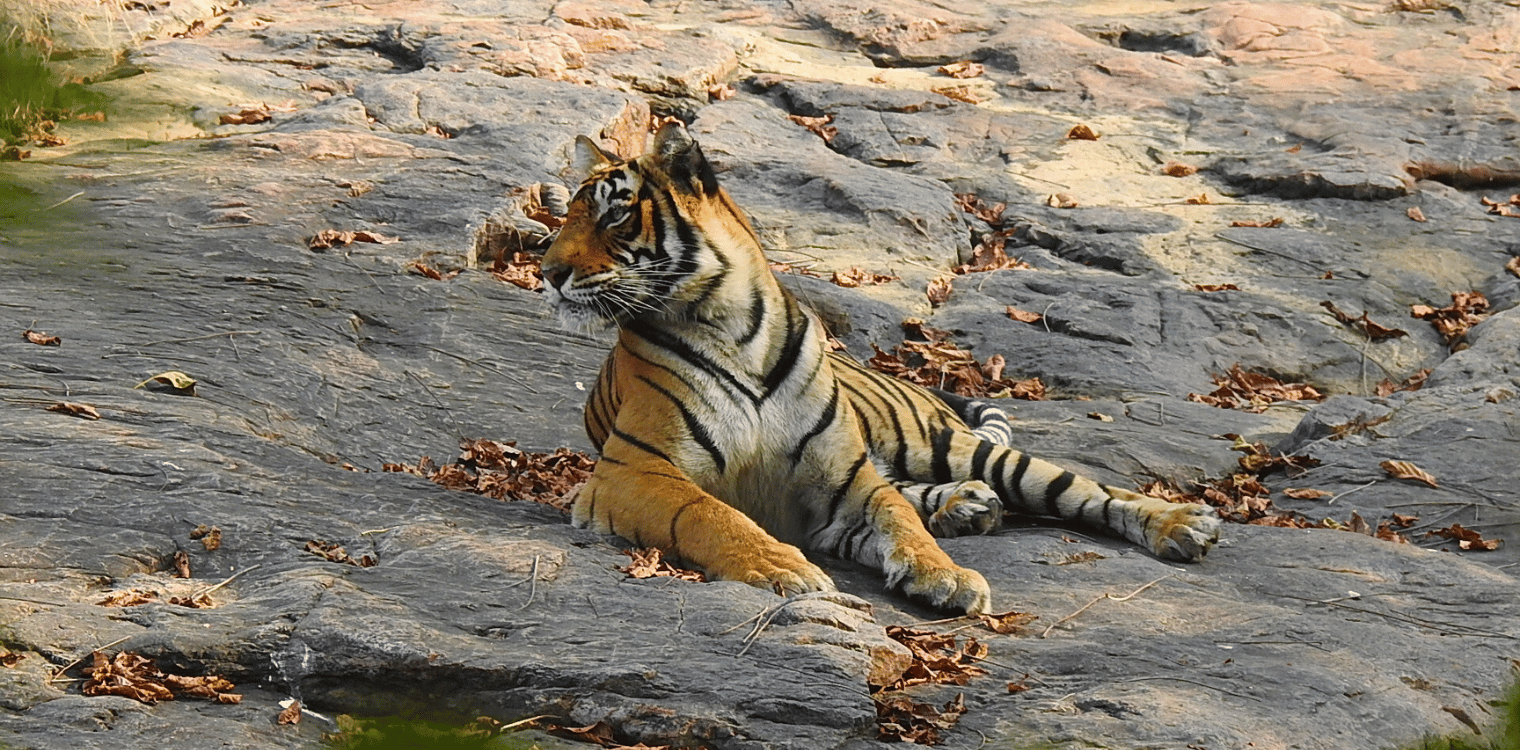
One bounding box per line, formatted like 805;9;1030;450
2;0;1518;748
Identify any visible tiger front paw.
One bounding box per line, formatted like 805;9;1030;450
896;563;992;615
928;481;1003;538
708;542;838;597
1150;502;1221;562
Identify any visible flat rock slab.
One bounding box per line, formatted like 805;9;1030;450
2;0;1518;748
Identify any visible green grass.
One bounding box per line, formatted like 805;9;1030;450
0;25;107;153
1398;682;1520;750
323;715;551;750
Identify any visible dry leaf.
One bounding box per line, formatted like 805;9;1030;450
1006;306;1042;324
1282;488;1332;500
385;439;596;510
276;700;302;725
938;61;985;79
135;370;197;393
926;276;954;307
1187;365;1324;413
1192;283;1240;292
708;83;736;101
1230;217;1283;227
1376;369;1430;397
47;402;101;420
1406;206;1427;222
1320;301;1408;340
1086;412;1113;423
97;589;159;607
171;550;191;578
304;540;377;567
955;235;1030;274
952;193;1006;224
492;252;544;291
1506;256;1520;279
307;229;401;250
23;329;60;346
219;108;271;125
1381;459;1438;488
1046;193;1078;208
1426;524;1501;551
976;610;1038;634
1;648;23;667
932;84;990;104
618;547;706;582
1184;193;1212;205
190;525;222;551
788;114;837;142
1410;291;1490;348
831;267;898;288
1066;123;1099;141
1161;161;1198;177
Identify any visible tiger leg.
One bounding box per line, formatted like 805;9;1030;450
813;457;991;614
936;427;1221;561
574;435;836;596
894;480;1003;538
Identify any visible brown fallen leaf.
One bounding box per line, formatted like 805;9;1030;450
47;402;101;420
304;540;377;567
926;275;954;307
1406;206;1427;222
276;700;302;725
1006;306;1042;324
385;439;596;510
1381;459;1438;488
1376;368;1430;397
1320;301;1408;340
1282;488;1332;500
618;547;706;582
932;84;990;104
190;525;222;551
1161;161;1198;177
171;550;191;578
23;329;61;346
976;610;1038;634
220;108;271;125
1;647;23;667
1230;217;1283;228
97;588;159;607
769;261;821;278
954;234;1030;274
1066;123;1099;141
708;83;735;101
306;229;401;250
136;370;197;393
1506;256;1520;279
1192;283;1240;292
1426;523;1502;551
787;114;837;142
831;267;898;288
952;193;1006;225
1085;412;1113;423
493;251;544;291
1187;365;1324;413
1046;193;1078;208
938;61;985;79
1185;193;1212;205
875;692;967;745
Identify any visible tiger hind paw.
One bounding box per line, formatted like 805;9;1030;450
927;481;1003;538
1151;503;1221;562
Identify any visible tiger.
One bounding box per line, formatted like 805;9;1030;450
539;122;1221;614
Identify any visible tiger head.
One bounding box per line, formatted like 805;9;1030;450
541;122;760;329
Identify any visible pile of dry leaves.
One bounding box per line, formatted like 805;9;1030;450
1410;291;1489;348
1187;364;1324;413
384;438;596;510
81;651;241;705
869;319;1045;400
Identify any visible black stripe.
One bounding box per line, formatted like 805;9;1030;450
670;499;701;550
628;319;760;403
1042;471;1077;517
826;453;869;528
1102;496;1114;528
989;449;1011;504
610;426;674;465
761;301;809;399
970;439;993;481
1009;452;1030;505
790;383;840;463
930;428;954;485
735;291;766;346
638;375;726;473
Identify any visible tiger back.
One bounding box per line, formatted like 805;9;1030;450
539;123;1220;614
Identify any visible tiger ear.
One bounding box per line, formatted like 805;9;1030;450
569;136;618;184
651;121;719;196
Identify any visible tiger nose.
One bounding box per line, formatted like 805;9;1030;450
542;262;571;290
